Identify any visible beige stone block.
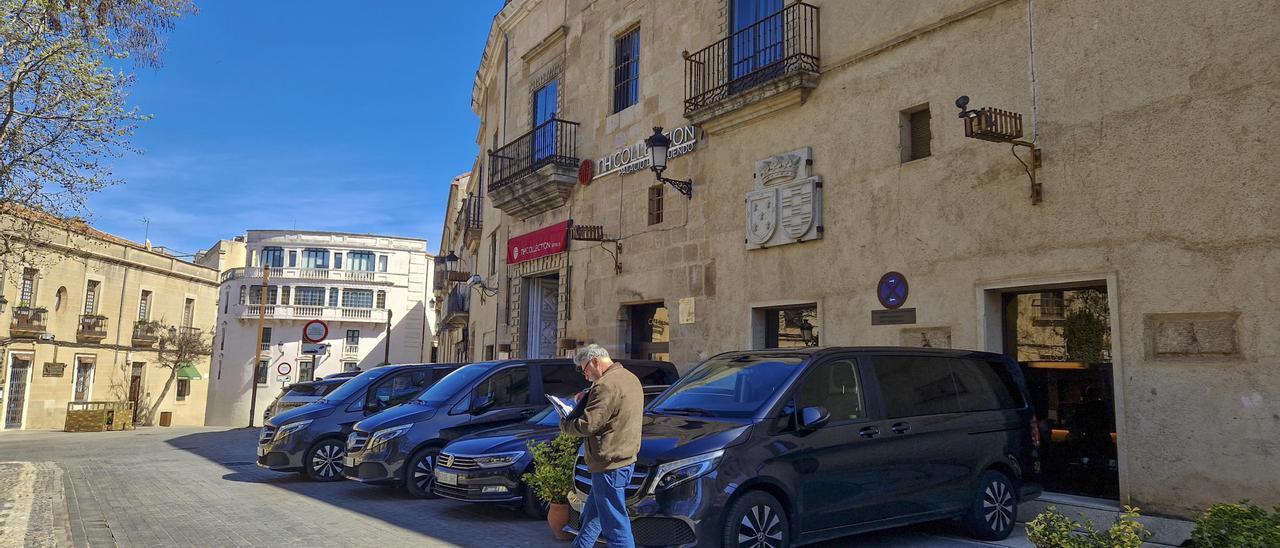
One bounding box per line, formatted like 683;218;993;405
1148;312;1240;357
899;327;952;348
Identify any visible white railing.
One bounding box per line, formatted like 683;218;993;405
343;344;359;356
221;267;391;284
238;304;389;323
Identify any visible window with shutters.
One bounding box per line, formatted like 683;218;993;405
183;298;195;328
83;280;100;314
20;267;37;305
647;184;664;225
138;290;152;320
900;105;932;162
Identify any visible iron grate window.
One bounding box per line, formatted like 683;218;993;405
906;107;932;161
647;184;664;225
613;27;640;113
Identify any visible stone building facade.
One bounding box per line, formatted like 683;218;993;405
0;215;218;429
203;230;434;427
441;0;1280;517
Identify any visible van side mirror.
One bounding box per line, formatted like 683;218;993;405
471;394;496;415
364;398;386;414
799;406;830;431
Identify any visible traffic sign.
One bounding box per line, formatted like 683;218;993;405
301;343;329;356
877;272;909;310
276;362;292;376
303;320;328;343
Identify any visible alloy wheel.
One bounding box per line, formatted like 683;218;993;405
412;453;435;492
983;479;1015;533
737;504;784;548
311;442;344;479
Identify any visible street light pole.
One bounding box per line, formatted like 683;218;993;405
383;309;392;365
248;265;269;427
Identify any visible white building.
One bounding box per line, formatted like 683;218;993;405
201;230;435;427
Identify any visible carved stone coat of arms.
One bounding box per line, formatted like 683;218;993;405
745;147;823;250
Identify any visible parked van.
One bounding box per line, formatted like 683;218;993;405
256;363;463;481
262;377;351;423
569;347;1041;547
345;359;677;497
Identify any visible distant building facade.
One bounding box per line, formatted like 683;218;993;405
0;214;218;429
204;230;434;427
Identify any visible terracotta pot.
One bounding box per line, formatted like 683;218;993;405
547;503;573;541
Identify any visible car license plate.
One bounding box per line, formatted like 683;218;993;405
343;456;355;468
435;470;458;485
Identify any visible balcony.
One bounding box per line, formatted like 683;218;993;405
488;118;580;218
459;194;483;247
10;307;48;338
220;267;392;285
77;315;109;343
132;321;162;347
683;2;820;133
441;286;469;327
343;343;359;357
234;304;389;324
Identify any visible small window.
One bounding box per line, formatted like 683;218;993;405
288;250;297;267
280;286;291;306
328;288;339;307
20;267;37;305
901;105;932;162
239;286;247;305
342;361;359;372
378;255;389;273
484;344;496;361
54;286;67;311
613;27;641;113
183;298;195;328
83;280;100;314
261;327;272;349
647;184;664;225
256;360;269;384
176;379;191;401
488;233;498;275
297;360;315;383
346;330;360;345
333;253;343;270
221;291;227;314
375;290;386;309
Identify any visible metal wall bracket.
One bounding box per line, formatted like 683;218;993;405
658;176;693;198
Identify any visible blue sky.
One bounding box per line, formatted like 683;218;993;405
88;1;501;256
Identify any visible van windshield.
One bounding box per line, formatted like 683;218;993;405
317;368;390;404
649;354;804;418
411;365;489;405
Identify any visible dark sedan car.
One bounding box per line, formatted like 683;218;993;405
433;384;670;517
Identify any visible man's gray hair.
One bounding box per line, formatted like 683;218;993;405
575;344;611;367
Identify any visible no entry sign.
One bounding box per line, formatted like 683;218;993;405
303;320;328;343
276;362;292;376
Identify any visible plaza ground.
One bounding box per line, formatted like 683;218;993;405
0;427;1033;547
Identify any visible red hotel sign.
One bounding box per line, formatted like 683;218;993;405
508;221;570;265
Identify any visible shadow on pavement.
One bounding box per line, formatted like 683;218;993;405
166;428;552;547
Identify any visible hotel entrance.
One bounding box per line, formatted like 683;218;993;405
524;275;560;359
999;285;1119;499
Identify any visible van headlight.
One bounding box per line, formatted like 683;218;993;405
651;450;725;494
369;424;412;450
274;420;313;440
474;451;525;469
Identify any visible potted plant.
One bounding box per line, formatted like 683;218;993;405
523;433;581;541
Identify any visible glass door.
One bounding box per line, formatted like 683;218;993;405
730;0;784;86
532;80;558;163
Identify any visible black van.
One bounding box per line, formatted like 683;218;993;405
256;363;462;481
345;358;677;497
569;347;1041;547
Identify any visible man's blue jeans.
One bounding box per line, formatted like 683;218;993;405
574;464;635;548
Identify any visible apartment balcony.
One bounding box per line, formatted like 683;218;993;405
77;315;109;343
459;194;483;248
10;307;48;338
132;321;162;347
441;286;469;327
234;304;389;324
343;343;359;357
488;118;580;219
220;267;394;285
683;2;820;133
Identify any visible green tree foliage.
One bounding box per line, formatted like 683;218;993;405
1026;506;1150;548
0;0;193;261
1189;501;1280;548
1063;289;1110;363
522;433;581;505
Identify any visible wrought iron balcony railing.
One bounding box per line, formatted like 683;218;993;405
442;285;469;326
488;118;580;193
77;315;109;340
132;322;162;347
10;307;48;336
684;2;820;114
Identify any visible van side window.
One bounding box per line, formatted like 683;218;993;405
952;358;1023;411
794;359;863;422
542;365;590;396
872;356;961;418
374;370;432;407
474;367;531;408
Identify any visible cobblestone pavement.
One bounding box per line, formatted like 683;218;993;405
0;427;1029;547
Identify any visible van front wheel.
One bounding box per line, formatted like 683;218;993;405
722;491;789;548
304;439;346;482
963;470;1018;540
405;447;441;498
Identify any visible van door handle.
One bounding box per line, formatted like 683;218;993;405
858;426;880;439
891;422;911;434
519;409;535;417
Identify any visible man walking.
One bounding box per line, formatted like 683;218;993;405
561;344;643;548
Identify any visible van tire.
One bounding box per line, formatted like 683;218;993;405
963;470;1018;540
405;447;441;498
304;438;346;482
722;491;790;548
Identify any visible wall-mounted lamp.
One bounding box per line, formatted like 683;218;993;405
0;295;8;314
645;127;692;198
799;320;819;347
467;274;499;298
956;96;1043;204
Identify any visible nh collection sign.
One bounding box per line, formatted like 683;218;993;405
508;220;571;265
593;125;699;179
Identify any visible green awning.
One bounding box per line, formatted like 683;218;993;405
176;364;203;380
